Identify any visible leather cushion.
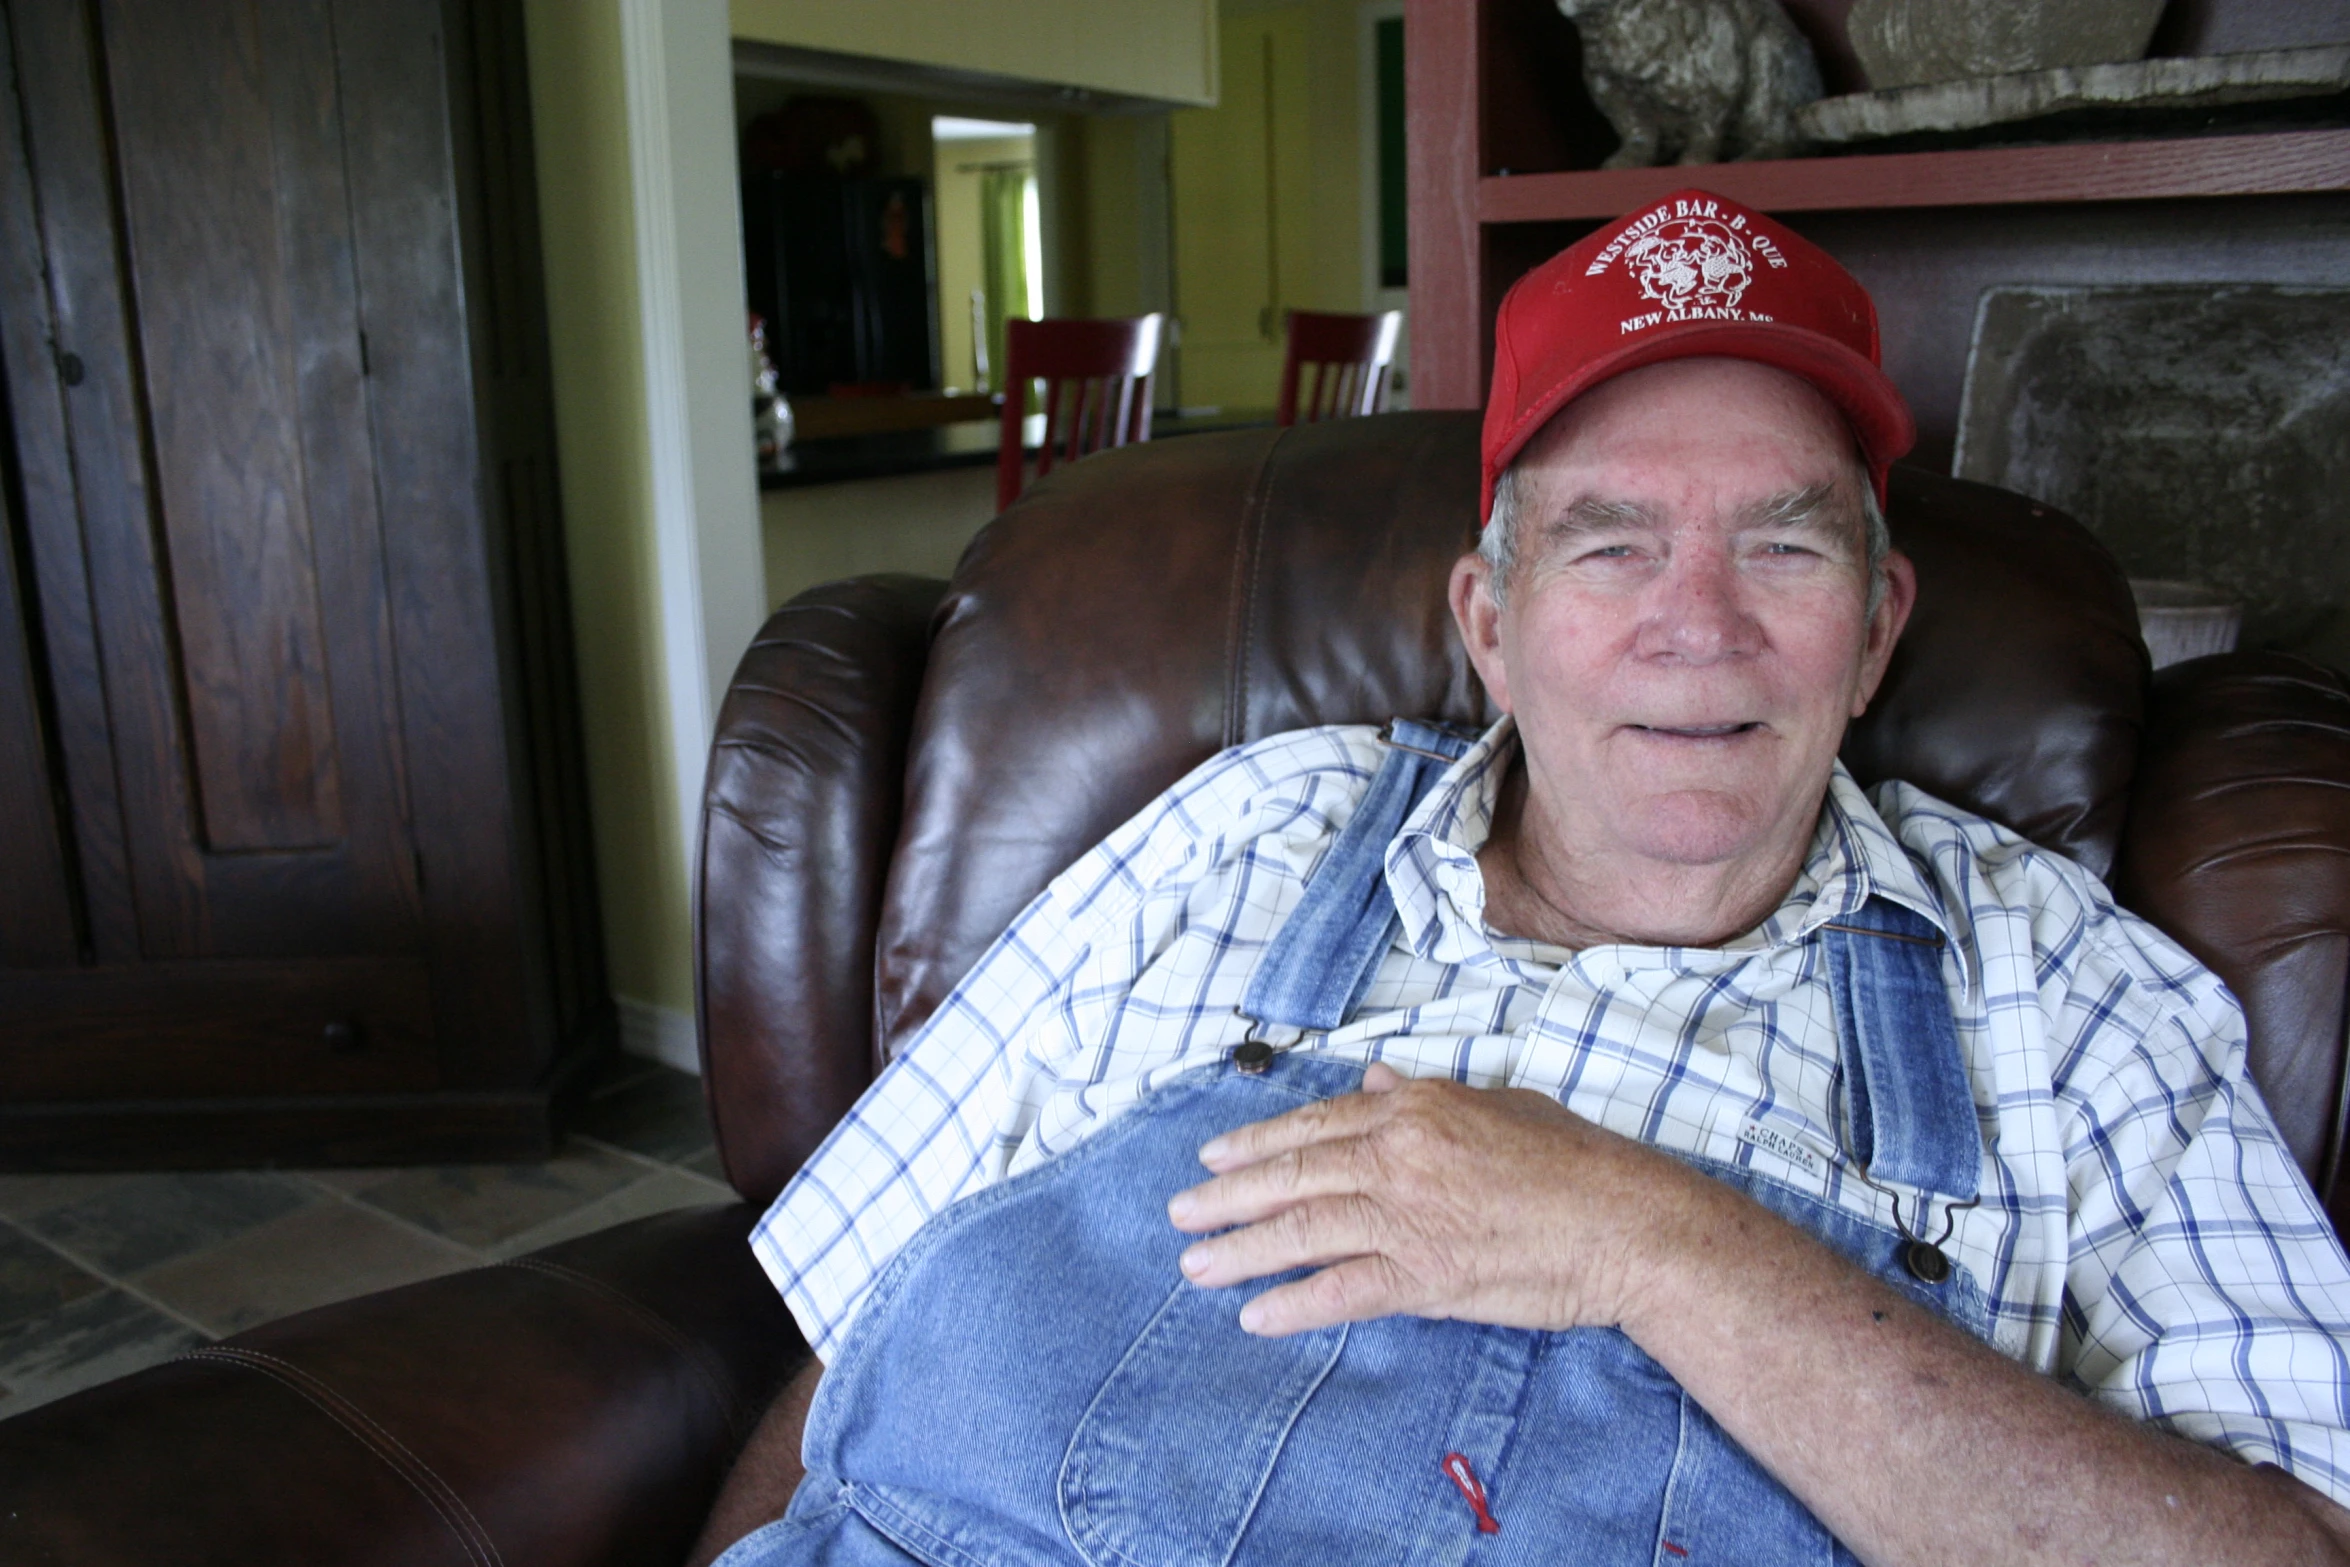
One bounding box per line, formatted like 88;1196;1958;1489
2116;653;2350;1203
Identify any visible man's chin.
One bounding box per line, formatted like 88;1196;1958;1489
1612;793;1782;868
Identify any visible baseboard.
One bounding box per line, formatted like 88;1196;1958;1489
617;996;701;1075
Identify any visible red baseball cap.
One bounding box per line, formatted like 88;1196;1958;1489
1480;189;1914;524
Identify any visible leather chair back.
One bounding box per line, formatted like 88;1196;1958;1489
878;413;2145;1054
701;412;2350;1230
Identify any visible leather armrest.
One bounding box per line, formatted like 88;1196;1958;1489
2114;652;2350;1218
0;1203;806;1567
698;574;949;1204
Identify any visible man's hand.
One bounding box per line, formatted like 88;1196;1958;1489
1166;1061;1716;1336
1167;1063;2350;1565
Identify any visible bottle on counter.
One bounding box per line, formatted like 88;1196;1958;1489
749;312;795;466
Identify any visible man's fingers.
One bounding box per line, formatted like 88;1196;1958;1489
1236;1253;1417;1336
1195;1083;1392;1173
1170;1132;1387;1232
1178;1191;1388;1286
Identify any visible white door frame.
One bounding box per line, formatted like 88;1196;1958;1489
618;0;767;895
1356;0;1409;396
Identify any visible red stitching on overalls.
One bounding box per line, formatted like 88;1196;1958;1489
1442;1452;1501;1534
1662;1543;1690;1558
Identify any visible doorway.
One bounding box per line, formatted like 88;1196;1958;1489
931;116;1043;395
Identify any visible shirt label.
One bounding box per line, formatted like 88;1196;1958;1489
1738;1118;1825;1179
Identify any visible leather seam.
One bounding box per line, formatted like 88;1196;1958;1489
498;1258;751;1438
1221;431;1286;749
177;1346;501;1567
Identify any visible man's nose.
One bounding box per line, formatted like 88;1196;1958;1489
1637;546;1763;663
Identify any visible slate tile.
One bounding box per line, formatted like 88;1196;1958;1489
0;1172;139;1224
0;1288;206;1420
133;1200;477;1337
570;1061;715;1164
296;1166;406;1197
0;1225;106;1334
18;1171;317;1276
491;1168;735;1260
344;1142;647;1250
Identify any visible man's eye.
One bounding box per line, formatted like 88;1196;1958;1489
1582;545;1637;560
1760;542;1815;558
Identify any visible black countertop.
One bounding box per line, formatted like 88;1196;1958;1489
759;409;1276;491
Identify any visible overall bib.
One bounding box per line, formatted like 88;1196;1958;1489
724;723;1994;1567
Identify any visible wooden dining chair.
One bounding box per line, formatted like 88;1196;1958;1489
996;314;1165;511
1277;309;1404;426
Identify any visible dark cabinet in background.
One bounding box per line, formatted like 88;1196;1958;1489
0;0;606;1166
743;172;940;395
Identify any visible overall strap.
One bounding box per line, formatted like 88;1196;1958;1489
1240;720;1475;1033
1820;895;1980;1200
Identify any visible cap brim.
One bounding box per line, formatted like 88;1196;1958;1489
1485;321;1917;517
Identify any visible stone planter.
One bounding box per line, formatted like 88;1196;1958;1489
2130;580;2242;671
1848;0;2168;90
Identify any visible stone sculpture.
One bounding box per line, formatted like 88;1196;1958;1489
1557;0;1823;167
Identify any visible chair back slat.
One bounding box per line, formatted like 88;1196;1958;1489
998;314;1164;510
1278;309;1403;426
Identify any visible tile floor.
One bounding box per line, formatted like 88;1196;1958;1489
0;1055;733;1421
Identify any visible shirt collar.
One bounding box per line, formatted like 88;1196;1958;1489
1383;719;1953;961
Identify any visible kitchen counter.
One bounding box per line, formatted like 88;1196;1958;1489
759;408;1277;490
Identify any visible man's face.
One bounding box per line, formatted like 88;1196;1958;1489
1451;357;1914;874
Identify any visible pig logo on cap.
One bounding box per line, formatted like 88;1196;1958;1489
1625;218;1754;314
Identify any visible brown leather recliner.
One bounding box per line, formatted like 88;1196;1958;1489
3;413;2347;1565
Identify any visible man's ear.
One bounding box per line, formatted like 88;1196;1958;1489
1851;548;1917;717
1449;552;1515;715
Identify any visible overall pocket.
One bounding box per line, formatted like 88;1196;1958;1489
1059;1275;1346;1567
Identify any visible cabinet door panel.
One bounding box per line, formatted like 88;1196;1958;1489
8;0;421;965
104;0;345;852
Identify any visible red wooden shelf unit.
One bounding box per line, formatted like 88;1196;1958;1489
1403;0;2350;445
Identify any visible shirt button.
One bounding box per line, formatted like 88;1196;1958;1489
1232;1040;1275;1074
1902;1241;1951;1285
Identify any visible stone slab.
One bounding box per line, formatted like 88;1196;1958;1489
1954;285;2350;666
1799;46;2350;144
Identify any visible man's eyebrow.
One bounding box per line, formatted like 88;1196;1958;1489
1739;481;1855;536
1534;493;1655;547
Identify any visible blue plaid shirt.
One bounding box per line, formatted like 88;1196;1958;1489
754;719;2350;1503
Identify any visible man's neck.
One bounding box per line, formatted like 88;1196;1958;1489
1473;757;1818;951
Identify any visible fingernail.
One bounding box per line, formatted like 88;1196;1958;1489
1167;1190;1195;1223
1198;1136;1229;1165
1238;1299;1266;1333
1180;1246;1208;1278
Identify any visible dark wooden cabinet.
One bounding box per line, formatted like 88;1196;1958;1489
0;0;606;1166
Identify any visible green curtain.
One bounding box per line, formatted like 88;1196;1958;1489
979;166;1031;391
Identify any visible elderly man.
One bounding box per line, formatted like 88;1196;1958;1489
692;191;2350;1566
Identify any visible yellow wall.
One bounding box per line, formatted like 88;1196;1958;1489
729;0;1220;107
1070;116;1148;320
1169;0;1373;409
524;0;694;1018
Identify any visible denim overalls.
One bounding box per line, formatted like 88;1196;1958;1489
722;723;1993;1567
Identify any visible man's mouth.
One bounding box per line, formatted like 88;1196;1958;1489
1629;722;1762;739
